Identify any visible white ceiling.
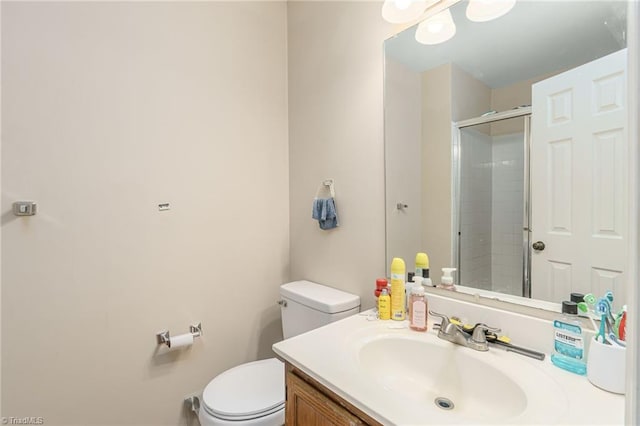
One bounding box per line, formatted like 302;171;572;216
385;0;627;88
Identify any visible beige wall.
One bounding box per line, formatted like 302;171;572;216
1;2;288;425
287;2;392;310
384;59;422;270
0;0;3;417
490;73;553;135
451;64;492;122
421;64;453;279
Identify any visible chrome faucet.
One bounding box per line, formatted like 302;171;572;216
429;310;500;352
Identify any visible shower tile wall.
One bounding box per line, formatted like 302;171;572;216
459;128;492;290
491;133;524;296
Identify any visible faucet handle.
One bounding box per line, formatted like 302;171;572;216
471;324;501;343
429;311;459;335
428;310;450;326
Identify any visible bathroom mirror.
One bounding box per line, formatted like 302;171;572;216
384;0;628;308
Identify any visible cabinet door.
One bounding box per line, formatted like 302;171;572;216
286;370;366;426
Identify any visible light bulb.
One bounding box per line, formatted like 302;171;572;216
395;0;412;10
466;0;516;22
382;0;437;24
427;21;444;33
415;8;456;45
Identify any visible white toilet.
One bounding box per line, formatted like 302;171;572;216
198;280;360;426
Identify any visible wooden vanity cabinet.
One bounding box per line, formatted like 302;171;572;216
285;362;383;426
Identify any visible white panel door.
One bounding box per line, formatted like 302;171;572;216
530;49;627;303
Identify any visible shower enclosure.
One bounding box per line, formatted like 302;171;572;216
453;109;531;297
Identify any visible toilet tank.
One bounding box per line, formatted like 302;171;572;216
279;280;360;339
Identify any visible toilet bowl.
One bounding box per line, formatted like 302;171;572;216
198;280;360;426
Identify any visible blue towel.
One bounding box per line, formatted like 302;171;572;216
312;197;339;230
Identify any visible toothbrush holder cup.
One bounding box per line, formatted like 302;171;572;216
587;337;626;394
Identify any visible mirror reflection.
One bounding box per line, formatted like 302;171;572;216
457;114;528;297
384;1;628;304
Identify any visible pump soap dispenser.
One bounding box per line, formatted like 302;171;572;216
437;268;457;291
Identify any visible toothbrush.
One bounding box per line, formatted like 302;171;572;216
605;291;614;303
583;293;597;306
608;332;626;347
613;305;627;339
595;298;611;344
605;316;615;337
619;308;627;341
577;302;589;314
577;302;599;331
603;299;616;332
604;291;616;325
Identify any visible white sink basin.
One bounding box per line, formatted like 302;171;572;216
358;336;527;420
353;332;568;424
274;312;624;425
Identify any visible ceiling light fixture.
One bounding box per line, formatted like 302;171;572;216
383;0;516;46
415;8;457;45
466;0;516;22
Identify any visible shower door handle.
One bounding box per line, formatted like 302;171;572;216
532;241;545;251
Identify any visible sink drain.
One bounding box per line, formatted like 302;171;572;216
434;397;455;410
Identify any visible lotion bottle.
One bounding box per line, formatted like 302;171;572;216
390;257;406;321
406;275;422;317
409;286;427;332
378;288;391;320
437;268;457;291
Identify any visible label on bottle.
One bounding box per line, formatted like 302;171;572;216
553;320;584;360
390;280;405;321
411;300;426;328
378;295;391;320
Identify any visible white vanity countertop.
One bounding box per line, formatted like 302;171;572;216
273;311;624;425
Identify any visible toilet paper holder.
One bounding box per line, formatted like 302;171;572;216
156;322;202;348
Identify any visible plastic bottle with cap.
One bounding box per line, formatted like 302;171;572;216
437;268;457;291
407;272;415;283
390;257;406;321
570;293;585;303
378;288;391;320
406;274;423;317
550;301;586;375
422;264;433;288
374;278;388;299
415;252;429;281
409;286;428;332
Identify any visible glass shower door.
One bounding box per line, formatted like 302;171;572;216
456;114;529;297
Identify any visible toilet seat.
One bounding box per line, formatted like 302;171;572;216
202;358;285;421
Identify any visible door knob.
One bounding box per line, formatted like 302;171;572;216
532;241;546;251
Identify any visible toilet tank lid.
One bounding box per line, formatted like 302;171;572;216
280;280;360;313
